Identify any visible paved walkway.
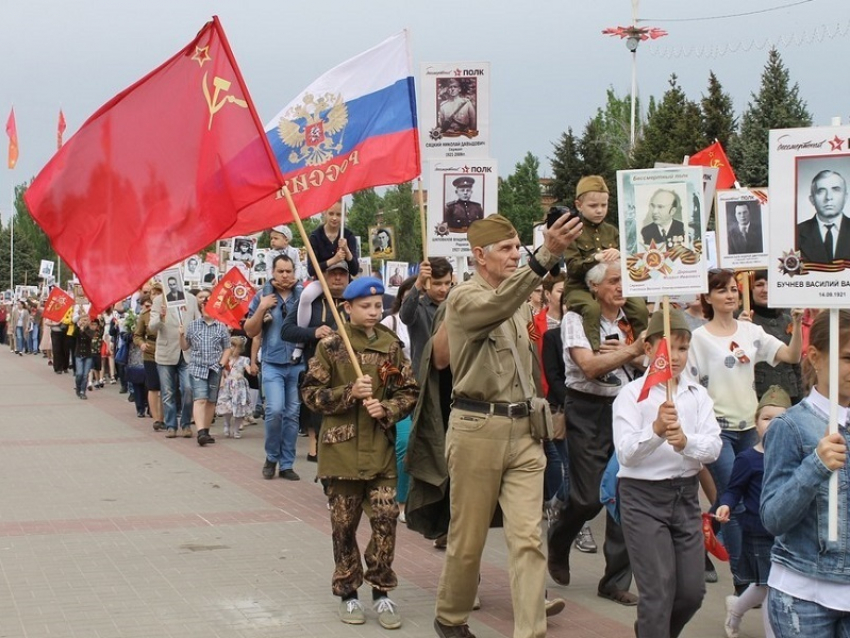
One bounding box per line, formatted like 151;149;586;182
0;348;767;637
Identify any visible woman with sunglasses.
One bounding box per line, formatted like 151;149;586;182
688;268;803;594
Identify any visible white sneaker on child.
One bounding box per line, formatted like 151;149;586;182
223;425;230;438
724;595;741;638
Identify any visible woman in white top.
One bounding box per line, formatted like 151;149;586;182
688;268;802;593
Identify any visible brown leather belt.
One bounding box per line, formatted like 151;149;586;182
453;398;531;418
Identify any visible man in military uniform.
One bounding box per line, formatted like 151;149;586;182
433;212;582;638
437;78;476;135
443;177;484;232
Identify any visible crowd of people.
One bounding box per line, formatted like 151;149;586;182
4;179;850;638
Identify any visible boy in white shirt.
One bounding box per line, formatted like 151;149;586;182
612;309;722;637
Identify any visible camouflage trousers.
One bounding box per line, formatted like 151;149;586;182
327;477;399;597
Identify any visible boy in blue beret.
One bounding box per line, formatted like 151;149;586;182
301;277;420;629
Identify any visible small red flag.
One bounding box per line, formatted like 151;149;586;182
43;287;75;322
688;141;737;190
24;17;283;314
6;107;18;169
638;337;673;402
57;109;66;150
204;252;220;266
206;266;254;329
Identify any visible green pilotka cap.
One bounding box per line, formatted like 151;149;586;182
757;385;792;412
645;309;691;339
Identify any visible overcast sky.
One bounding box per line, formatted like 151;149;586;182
2;0;848;222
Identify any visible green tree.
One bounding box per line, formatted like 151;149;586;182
700;71;737;148
631;74;705;169
499;153;543;245
593;87;637;170
549;127;582;204
346;188;382;242
732;48;812;187
380;183;422;263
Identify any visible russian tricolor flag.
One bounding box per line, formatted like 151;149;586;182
226;31;420;235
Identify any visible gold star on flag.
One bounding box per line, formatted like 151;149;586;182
191;46;211;67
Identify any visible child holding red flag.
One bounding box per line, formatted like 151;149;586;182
613;309;722;637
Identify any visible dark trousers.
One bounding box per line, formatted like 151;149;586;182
65;334;77;373
51;330;68;372
619;477;705;638
547;390;632;594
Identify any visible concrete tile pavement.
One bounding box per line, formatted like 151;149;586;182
0;350;767;637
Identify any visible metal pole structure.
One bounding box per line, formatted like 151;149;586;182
629;48;637;150
9;186;14;290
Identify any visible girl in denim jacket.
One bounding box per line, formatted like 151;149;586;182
761;310;850;637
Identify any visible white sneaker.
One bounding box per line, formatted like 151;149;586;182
338;598;365;625
724;595;741;638
223;425;230;438
373;597;402;629
233;428;242;439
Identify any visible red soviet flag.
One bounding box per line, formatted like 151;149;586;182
206;266;254;329
638;337;673;402
24;17;283;314
43;287;75;322
688;141;737;189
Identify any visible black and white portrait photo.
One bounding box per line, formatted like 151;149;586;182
796;159;850;264
726;200;764;255
184;255;201;282
162;268;186;307
436;77;477;137
443;175;484;232
231;237;255;263
369;226;395;260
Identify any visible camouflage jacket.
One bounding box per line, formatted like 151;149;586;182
301;322;419;481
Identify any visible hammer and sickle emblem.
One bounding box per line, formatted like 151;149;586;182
202;72;249;130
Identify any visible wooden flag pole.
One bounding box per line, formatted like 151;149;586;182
741;270;751;317
828;307;839;541
282;187;364;379
662;294;672;402
416;177;431;291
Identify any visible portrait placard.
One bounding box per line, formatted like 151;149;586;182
251;249;269;283
768;126;850;308
715;188;769;270
368;226;396;260
420;62;490;160
200;263;219;287
39;260;55;279
357;257;373;278
161;268;186;307
427;159;498;257
657;161;719;221
384;260;409;295
183;255;202;282
617;167;707;297
231;237;255;264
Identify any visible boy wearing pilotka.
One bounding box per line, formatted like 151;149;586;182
300;277;419;630
612;309;722;637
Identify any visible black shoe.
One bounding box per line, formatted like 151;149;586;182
119;387;128;394
152;421;165;431
252;406;263;419
279;469;300;481
127;394;134;402
262;459;276;480
307;453;318;463
197;430;215;446
548;558;570;586
79;393;88;400
434;618;476;638
137;412;146;418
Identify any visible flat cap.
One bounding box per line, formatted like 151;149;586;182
343;277;385;301
645;309;691;339
467;214;517;249
324;260;349;273
452;176;475;189
576;175;609;199
270;225;293;240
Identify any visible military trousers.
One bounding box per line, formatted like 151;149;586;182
327;477;399;597
436;408;547;638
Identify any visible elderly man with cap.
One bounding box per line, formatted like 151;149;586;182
244;253;304;481
268;224;304;282
564;175;648;356
443;177;484;232
432;211;582;638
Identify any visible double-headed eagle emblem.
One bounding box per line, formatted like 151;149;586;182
277;92;348;167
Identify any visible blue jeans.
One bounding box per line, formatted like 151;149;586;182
157;355;193;430
262;361;303;470
29;326;39;353
75;356;94;395
395;416;412;504
15;326;24;352
544;438;569;502
708;427;758;588
769;587;850;637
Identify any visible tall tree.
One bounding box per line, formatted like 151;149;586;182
549;127;582;205
380;183;421;264
346;188;382;245
732;48;812;187
700;71;737;148
593;87;637;171
499;153;543;245
631;74;704;169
